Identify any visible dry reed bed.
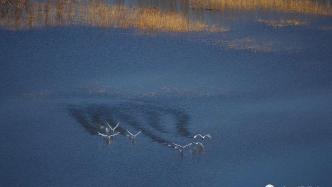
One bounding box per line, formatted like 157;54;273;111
0;0;226;32
189;0;332;16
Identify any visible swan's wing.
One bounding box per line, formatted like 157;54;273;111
193;134;202;139
97;132;108;137
205;134;212;139
104;120;112;129
113;122;119;130
126;130;133;136
183;143;192;148
110;132;120;136
134;131;141;136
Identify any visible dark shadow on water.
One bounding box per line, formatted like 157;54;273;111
67;101;193;148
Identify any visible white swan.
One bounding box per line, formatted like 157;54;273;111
126;130;141;143
126;130;141;139
193;134;212;140
173;143;192;153
173;143;192;149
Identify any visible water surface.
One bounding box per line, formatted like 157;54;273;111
1;0;332;186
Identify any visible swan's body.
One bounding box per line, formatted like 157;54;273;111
105;127;110;133
193;134;212;140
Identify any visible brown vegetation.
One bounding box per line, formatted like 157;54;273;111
189;0;332;16
0;0;227;32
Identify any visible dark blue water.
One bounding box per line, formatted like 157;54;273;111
1;3;332;187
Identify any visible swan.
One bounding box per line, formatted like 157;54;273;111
193;134;212;140
173;143;192;149
126;130;141;143
173;143;192;153
126;130;141;138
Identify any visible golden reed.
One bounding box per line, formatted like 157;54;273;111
0;0;227;32
189;0;332;16
1;0;330;31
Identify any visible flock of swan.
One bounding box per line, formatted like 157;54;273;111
97;120;211;155
97;121;142;144
169;134;211;155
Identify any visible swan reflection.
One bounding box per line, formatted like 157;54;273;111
192;142;205;154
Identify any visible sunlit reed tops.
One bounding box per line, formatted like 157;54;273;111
190;0;332;16
1;0;331;31
0;0;225;32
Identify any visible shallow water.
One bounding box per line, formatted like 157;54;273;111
1;0;332;187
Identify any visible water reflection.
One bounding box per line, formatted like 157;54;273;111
192;142;205;154
67;101;193;148
257;18;308;28
187;36;303;53
320;25;332;30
